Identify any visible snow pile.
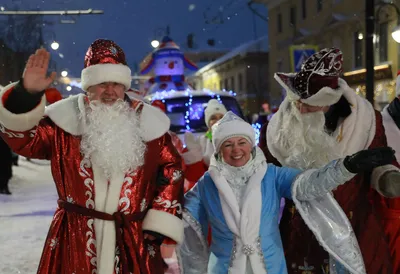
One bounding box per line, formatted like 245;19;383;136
0;158;56;274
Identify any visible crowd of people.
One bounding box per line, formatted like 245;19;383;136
0;40;399;274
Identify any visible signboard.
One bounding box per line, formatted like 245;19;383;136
342;65;393;85
289;45;319;72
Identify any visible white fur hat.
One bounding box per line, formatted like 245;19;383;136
212;111;255;152
396;70;400;96
204;99;227;127
81;39;132;92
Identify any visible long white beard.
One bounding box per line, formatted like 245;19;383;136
80;99;147;180
275;103;340;170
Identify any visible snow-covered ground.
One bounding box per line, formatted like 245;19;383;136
0;158;56;274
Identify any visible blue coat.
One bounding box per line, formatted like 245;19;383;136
183;164;300;274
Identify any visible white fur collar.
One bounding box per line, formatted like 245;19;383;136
382;105;400;162
44;94;170;142
208;147;268;273
267;84;376;162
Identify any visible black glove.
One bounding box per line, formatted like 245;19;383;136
143;230;165;246
343;147;396;173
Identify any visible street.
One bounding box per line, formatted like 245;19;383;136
0;158;56;274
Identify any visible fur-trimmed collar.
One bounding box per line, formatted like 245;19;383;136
267;84;376;163
44;94;170;142
382;105;400;162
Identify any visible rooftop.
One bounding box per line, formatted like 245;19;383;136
194;36;269;75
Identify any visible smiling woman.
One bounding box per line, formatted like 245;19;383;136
178;111;394;274
220;137;252;167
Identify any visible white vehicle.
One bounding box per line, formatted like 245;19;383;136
139;89;246;139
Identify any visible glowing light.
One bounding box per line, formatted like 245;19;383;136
251;123;262;145
392;25;400;43
66;86;72;91
149;88;238;132
151;40;160;48
61;70;68;77
51;41;59;50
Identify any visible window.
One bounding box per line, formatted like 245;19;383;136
230;77;235;91
302;0;307;19
290;7;296;27
353;32;363;68
317;0;322;12
277;13;282;33
375;23;388;63
277;59;283;72
219;80;223;90
238;73;243;91
224;78;229;90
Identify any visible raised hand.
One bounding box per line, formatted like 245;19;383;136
22;48;57;93
184;131;202;152
343;147;396;173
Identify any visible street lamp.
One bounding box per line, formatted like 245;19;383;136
150;26;170;48
51;41;59;50
151;40;160;48
365;0;400;105
392;24;400;43
61;70;68;77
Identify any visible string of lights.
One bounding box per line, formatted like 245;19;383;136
148;87;261;144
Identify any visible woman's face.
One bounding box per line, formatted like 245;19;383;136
220;137;252;167
208;113;224;129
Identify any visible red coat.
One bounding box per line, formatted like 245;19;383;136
0;83;184;274
259;110;396;273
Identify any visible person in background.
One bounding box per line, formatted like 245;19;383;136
182;98;228;189
0;136;13;194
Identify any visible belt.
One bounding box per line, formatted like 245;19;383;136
58;199;147;273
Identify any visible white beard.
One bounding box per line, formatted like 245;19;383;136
80;99;147;180
275;103;340;170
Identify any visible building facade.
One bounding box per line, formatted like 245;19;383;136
254;0;400;108
188;37;269;114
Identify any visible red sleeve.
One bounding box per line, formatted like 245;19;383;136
142;133;185;244
0;85;54;160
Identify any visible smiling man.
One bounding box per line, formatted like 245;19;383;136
0;39;184;274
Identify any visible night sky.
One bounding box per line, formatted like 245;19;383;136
0;0;268;78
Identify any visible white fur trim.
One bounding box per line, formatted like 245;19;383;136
371;164;400;197
267;82;376;163
142;209;184;244
181;149;203;165
0;82;46;131
209;160;268;273
81;63;132;91
396;75;400;96
301;82;343;106
45;94;170;141
274;73;300;102
92;163;108;261
91;164;126;274
139;104;170;142
212;120;255;152
274;73;344;106
382;105;400;162
336;84;376;156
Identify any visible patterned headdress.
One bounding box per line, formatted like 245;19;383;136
275;48;344;106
